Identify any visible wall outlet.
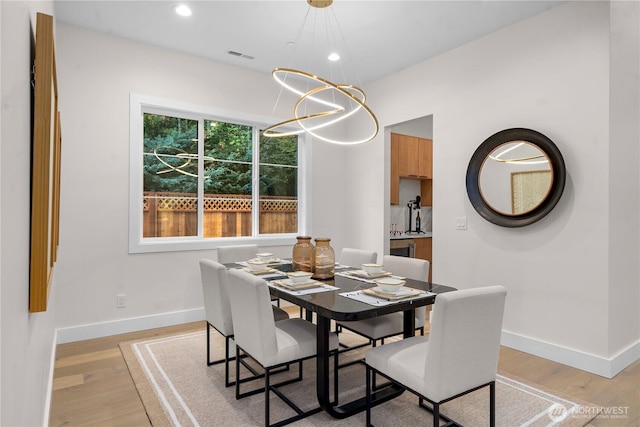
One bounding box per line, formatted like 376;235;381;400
456;217;467;230
116;294;126;308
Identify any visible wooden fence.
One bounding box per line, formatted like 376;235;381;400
143;192;297;238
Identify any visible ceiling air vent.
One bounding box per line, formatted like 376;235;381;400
227;50;254;60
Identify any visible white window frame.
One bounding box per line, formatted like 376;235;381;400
129;93;310;253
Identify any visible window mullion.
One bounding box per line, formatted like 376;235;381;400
197;119;205;238
252;127;260;236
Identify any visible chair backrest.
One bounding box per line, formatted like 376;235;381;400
199;259;234;336
382;255;430;324
382;255;429;282
217;244;259;264
340;248;377;267
424;285;507;402
226;269;278;365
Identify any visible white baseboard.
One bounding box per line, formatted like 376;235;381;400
55;308;206;344
501;330;640;379
44;334;58;427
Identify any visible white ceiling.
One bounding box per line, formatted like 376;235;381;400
54;0;564;85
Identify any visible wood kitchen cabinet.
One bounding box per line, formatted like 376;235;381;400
415;237;433;282
390;133;433;205
398;135;432;179
390;134;400;205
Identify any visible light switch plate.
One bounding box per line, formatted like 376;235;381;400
456;217;467;230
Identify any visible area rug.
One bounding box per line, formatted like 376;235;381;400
121;328;599;427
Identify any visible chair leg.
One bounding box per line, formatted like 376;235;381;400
365;366;372;427
265;367;271;427
490;381;495;427
224;335;232;387
371;340;378;390
206;322;212;365
333;349;339;404
206;322;229;367
235;345;241;400
433;402;440;427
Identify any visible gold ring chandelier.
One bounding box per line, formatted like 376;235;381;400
263;68;378;145
264;0;378;145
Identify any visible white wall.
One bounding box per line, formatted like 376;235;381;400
608;0;640;372
1;2;58;426
349;1;639;377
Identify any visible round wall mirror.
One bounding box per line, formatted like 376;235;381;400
466;128;566;227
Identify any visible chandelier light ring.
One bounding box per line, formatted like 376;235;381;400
264;69;356;137
488;141;548;164
488;155;547;164
263;83;364;138
154;146;196;177
294;83;367;131
153;146;215;178
266;68;378;144
272;68;346;111
273;68;369;111
263;107;343;138
294;81;378;145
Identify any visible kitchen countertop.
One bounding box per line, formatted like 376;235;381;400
390;232;432;240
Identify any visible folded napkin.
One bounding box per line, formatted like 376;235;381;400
336;271;405;284
339;289;432;306
269;282;339;296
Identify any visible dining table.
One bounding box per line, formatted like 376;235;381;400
225;260;457;419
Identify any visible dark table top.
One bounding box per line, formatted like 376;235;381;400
227;262;456;322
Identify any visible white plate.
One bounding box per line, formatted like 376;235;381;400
374;277;405;286
280;278;317;286
374;286;411;296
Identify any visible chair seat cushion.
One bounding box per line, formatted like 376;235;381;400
366;335;429;396
263;319;339;367
336;311;423;340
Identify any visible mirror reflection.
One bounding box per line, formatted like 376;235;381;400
479;141;552;216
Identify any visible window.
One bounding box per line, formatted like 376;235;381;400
130;94;307;253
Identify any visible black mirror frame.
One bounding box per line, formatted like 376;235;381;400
466;128;566;227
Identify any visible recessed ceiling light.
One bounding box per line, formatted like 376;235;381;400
328;52;340;61
173;4;192;17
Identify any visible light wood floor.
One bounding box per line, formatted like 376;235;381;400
50;311;638;426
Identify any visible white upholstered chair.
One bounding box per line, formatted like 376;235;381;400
339;247;378;267
199;259;288;387
365;285;507;427
337;255;430;345
217;244;259;264
227;269;340;427
217;244;281;306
